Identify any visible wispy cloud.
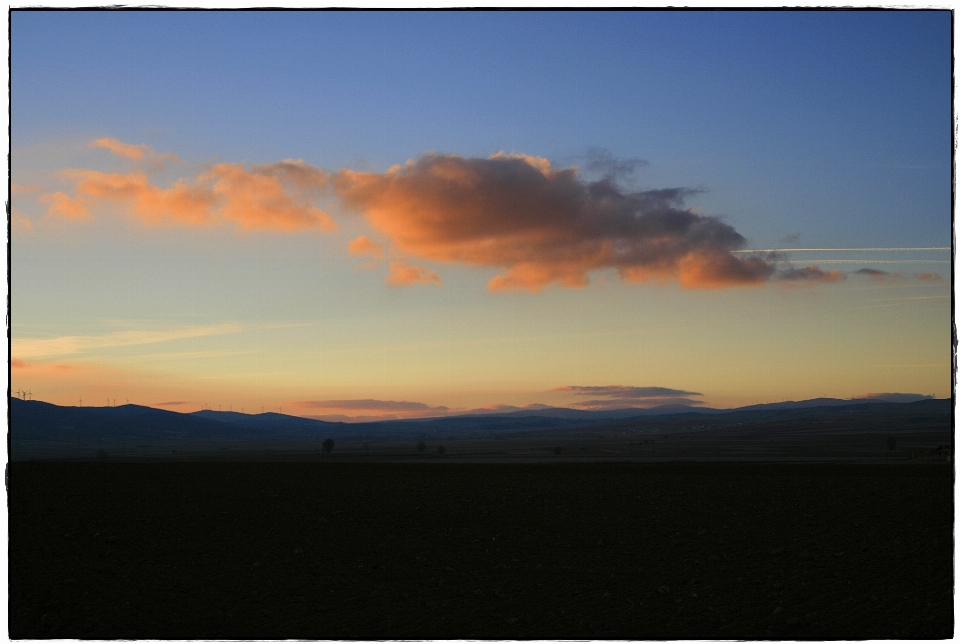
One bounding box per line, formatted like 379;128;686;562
385;260;442;287
348;235;384;260
554;385;705;410
555;385;703;398
39;191;92;220
292;399;450;420
851;392;933;403
777;265;846;284
44;138;335;232
293;399;448;412
852;269;944;283
12;323;242;359
91;137;180;168
853;268;893;281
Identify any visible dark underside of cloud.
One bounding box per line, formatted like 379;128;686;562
294;399;450;413
777;265;845;284
333;152;788;291
852;393;933;403
555;385;705;410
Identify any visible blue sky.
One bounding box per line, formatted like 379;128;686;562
11;10;952;417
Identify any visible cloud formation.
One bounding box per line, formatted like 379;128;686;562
39;191;92;220
46;139;335;232
40;142;854;292
91;137;180;168
555;385;705;410
292;398;450;421
852;392;933;403
12;323;242;359
850;268;941;283
385;260;442;287
348;235;385;260
853;268;889;279
555;385;703;398
333;152;781;291
778;265;846;284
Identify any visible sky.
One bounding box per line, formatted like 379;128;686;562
10;10;953;420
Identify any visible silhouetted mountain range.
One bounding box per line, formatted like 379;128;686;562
9;395;949;461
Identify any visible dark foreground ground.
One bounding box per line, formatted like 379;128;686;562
9;462;954;639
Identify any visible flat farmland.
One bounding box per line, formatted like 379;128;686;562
9;462;953;640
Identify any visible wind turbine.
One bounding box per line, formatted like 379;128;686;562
14;388;21;400
78;396;83;407
26;389;32;401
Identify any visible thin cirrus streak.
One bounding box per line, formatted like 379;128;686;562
12;323;243;359
869;296;950;301
875;364;948;368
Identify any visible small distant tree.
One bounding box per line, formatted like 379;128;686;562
417;439;426;453
322;438;335;454
887;436;897;451
437;445;446;456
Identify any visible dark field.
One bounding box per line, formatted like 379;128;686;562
9;462;954;640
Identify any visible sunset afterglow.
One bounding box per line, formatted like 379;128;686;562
11;11;951;419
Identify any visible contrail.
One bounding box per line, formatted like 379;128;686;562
732;247;950;253
781;259;949;264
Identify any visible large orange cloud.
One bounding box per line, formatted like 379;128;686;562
333;152;781;291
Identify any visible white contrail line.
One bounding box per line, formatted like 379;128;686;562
732;247;950;253
874;364;948;368
871;296;951;301
782;259;949;264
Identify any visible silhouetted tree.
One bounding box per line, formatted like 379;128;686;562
322;438;335;454
417;439;426;452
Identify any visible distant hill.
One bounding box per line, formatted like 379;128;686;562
9;395;950;461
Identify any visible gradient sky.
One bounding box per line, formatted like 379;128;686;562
10;10;952;420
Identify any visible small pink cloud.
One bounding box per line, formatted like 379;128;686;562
348;235;385;260
386;260;441;287
91;137;180;167
39;191;92;220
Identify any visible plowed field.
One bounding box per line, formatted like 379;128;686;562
9;462;953;639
